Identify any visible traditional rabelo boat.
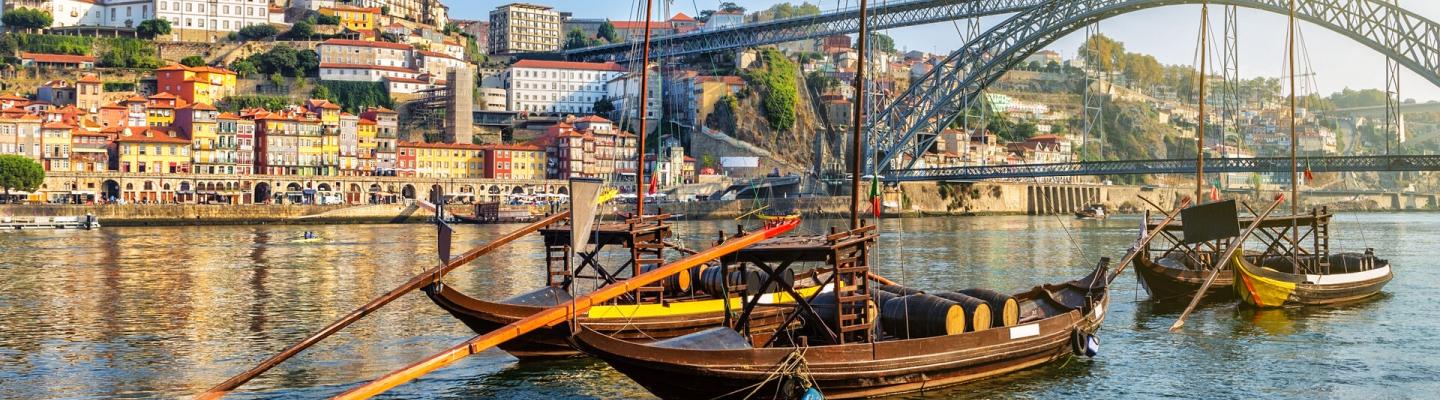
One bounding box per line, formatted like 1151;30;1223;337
422;210;828;357
1168;1;1392;330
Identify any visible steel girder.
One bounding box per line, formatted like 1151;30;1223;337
893;155;1440;181
562;0;1041;62
872;0;1440;179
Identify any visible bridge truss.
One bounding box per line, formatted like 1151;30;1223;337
893;155;1440;181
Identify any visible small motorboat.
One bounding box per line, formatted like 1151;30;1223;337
1075;205;1107;220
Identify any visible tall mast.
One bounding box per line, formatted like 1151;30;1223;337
1287;0;1298;216
849;0;869;230
1197;2;1208;203
636;0;654;217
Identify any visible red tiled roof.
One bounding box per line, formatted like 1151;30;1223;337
511;59;625;72
483;144;543;151
321;38;413;51
416;50;459;60
399;141;485;150
116;129;190;144
150;92;178;99
385;76;427;84
358;118;376;125
217;112;241;119
188;103;218;111
77;74;101;84
20;52;95;64
671;12;695;21
610;21;675;30
320;63;420;74
42;121;73;129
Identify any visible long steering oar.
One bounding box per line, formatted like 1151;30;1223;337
198;211;571;399
1170;195;1286;332
1106;196;1192;285
330;218;800;399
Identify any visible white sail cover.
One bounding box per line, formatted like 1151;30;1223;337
569;178;604;261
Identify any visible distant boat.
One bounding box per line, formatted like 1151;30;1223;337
1074;205;1107;220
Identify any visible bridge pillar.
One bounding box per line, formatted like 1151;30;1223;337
1027;186;1036;215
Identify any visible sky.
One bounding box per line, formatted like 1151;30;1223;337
451;1;1440;102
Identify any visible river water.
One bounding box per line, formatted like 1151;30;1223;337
0;213;1435;399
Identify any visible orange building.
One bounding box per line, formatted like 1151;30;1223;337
156;64;238;105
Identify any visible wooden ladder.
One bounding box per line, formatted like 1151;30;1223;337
830;229;874;344
545;244;570;287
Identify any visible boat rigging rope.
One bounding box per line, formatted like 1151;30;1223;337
704;347;814;400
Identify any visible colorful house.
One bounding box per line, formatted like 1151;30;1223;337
114;127;191;175
156;64;238;105
482;144;545;180
319;5;380;32
146;93;182;127
357;118;378;174
405;141;486;179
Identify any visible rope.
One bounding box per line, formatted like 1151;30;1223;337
705;347;814;400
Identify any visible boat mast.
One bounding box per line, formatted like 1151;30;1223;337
850;0;869;230
636;0;654;217
1197;1;1208;203
1287;0;1298;216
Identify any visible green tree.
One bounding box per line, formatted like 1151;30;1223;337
230;59;257;78
593;97;615;115
136;19;172;39
868;33;896;53
312;84;331;99
179;55;205;67
598;21;620;43
765;2;821;19
2;8;53;32
563;28;601;50
0;154;43;199
314;14;340;25
237;24;279;40
286;21;315;40
741;49;799;131
1079;33;1125;73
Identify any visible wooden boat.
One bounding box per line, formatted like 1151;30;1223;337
425;271;830;357
1230;251;1392;308
1074;205;1106;220
571;257;1112;399
1133;212;1333;304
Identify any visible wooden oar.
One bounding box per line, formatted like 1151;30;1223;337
1106;197;1192;285
330;219;801;400
1169;195;1286;332
198;212;571;400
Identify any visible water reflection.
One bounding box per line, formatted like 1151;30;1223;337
0;214;1434;399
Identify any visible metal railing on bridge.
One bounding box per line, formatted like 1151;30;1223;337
563;0;1041;62
891;155;1440;182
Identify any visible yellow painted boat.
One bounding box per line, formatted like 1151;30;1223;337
1230;252;1392;308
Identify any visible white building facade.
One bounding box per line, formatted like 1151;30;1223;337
503;59;624;114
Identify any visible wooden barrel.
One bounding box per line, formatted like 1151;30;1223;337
696;265;753;297
805;293;879;345
873;283;924;296
696;266;795;296
880;294;964;339
641;264;695;295
931;292;993;332
958;288;1019;327
748;268;795;295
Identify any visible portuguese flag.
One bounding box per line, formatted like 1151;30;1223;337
870;175;882;218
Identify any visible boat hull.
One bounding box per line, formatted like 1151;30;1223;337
1230;254;1392;308
1133;253;1233;304
573;271;1110;399
425;284;795;358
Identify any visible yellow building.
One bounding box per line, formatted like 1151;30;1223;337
483;144;546;180
306;99;343;175
295;115;325;176
320;5;380;32
146;93;181;127
177;103;222;174
357;118;378;174
114;126;192;174
156;64;238;106
407;142;486;179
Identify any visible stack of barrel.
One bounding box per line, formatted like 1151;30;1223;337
694;264;794;297
872;284;1020;339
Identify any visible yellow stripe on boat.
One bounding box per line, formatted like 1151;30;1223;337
586;285;827;319
1230;253;1296;308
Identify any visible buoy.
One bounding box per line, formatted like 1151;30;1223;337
880;294;964;339
930;292;993;332
801;387;824;400
957;288;1019;327
1085;333;1101;357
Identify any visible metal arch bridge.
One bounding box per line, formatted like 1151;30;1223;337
562;0;1042;62
870;0;1440;179
891;155;1440;182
